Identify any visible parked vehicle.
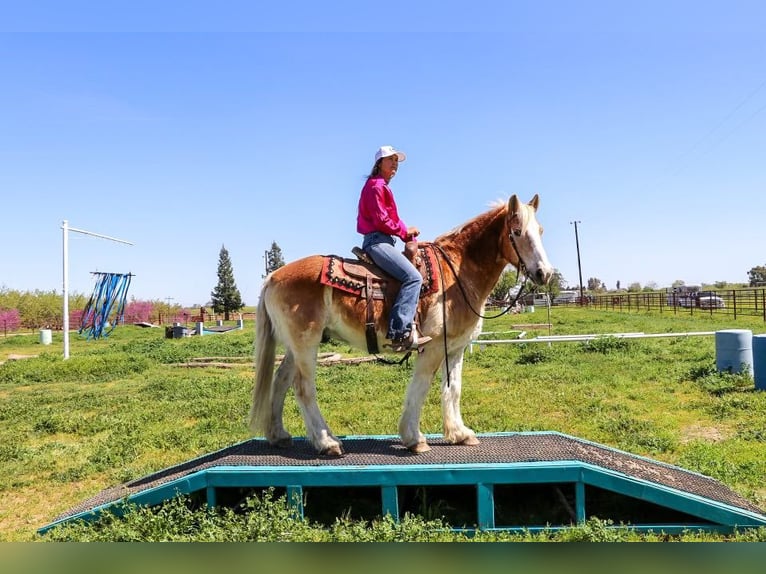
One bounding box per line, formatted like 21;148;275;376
667;285;700;308
552;290;578;305
697;291;725;309
533;293;551;307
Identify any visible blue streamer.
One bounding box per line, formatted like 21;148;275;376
79;272;133;340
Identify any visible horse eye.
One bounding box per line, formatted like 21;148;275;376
513;229;522;237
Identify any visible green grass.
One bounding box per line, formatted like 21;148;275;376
1;308;765;541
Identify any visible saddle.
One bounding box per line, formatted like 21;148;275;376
319;242;439;353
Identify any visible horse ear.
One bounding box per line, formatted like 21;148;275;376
508;194;521;214
529;194;540;211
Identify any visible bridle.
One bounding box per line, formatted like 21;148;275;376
431;225;533;322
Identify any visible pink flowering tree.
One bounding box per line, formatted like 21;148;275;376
174;308;191;324
124;300;154;324
0;308;21;335
69;308;85;329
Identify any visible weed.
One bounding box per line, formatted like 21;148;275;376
580;335;630;354
516;346;550;364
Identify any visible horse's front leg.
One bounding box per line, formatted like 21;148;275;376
399;353;441;453
441;350;479;446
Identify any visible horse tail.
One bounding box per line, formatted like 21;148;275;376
249;282;276;434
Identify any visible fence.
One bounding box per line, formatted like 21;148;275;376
588;288;766;321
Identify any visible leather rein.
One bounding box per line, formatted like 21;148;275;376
431;228;531;321
430;229;533;387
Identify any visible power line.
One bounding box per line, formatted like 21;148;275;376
664;77;766;178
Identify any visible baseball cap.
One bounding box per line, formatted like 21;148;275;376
374;145;406;162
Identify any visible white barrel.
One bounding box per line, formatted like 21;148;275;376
196;322;205;336
715;329;753;376
752;334;766;391
39;329;52;345
216;319;223;326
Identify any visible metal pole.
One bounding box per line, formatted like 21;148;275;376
63;220;70;359
571;220;584;304
61;221;133;359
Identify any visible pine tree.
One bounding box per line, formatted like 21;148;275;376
210;245;244;320
264;241;286;277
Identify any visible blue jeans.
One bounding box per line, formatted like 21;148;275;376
362;232;423;340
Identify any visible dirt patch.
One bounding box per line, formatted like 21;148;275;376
0;354;39;366
681;424;727;444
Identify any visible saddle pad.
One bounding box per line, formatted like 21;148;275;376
320;244;440;298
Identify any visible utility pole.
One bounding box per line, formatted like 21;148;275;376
570;220;584;304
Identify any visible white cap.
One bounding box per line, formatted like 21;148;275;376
374;145;406;163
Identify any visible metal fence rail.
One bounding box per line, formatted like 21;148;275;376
588;288;766;321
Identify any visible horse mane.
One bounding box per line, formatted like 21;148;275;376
433;202;507;245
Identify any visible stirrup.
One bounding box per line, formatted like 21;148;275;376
385;331;432;353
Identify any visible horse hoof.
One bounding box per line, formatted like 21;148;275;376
459;436;480;446
272;436;293;448
319;444;345;457
407;441;431;454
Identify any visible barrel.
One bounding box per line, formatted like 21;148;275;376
715;329;753;376
39;329;52;345
752;334;766;390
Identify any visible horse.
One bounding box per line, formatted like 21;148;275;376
249;194;553;456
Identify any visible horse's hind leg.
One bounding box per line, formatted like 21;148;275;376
266;351;296;448
292;346;344;456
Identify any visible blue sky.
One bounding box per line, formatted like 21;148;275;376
1;2;765;307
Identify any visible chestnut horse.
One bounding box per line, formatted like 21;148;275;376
249;195;553;456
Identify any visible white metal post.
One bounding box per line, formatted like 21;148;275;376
61;221;133;359
63;220;70;359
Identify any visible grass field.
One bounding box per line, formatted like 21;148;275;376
1;308;765;541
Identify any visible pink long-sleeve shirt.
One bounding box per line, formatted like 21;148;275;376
356;176;409;240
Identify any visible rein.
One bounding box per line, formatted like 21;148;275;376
431;234;531;388
431;242;528;321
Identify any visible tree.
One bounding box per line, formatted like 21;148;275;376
0;308;20;335
210;245;244;321
124;300;154;324
616;280;621;291
543;269;566;298
627;282;642;292
264;241;286;277
490;267;519;301
587;277;606;292
747;265;766;286
671;279;685;288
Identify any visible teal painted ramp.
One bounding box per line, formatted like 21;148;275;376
40;432;766;534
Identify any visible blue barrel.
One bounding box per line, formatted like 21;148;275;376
715;329;753;376
752;334;766;390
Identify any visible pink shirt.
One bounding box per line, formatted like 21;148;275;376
356;176;409;240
